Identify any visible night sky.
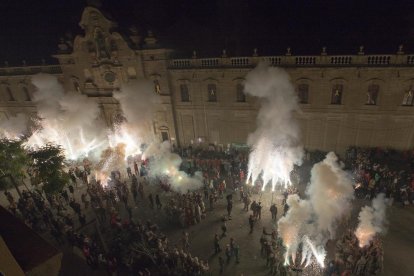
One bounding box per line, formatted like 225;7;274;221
0;0;414;65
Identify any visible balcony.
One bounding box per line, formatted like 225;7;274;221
169;52;414;69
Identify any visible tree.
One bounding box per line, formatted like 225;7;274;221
0;138;30;197
28;144;69;195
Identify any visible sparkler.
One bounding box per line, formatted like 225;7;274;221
108;124;142;159
247;139;294;191
25;123;105;160
303;236;326;268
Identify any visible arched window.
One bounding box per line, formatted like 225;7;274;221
154;80;161;94
236;83;246;102
180;84;190;102
6;86;15;101
366;84;379;105
402;87;414;106
331;84;343;105
22;86;31;101
127;67;137;79
159;126;169;142
207;84;217;102
297;84;309;104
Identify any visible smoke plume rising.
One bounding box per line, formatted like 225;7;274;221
307;152;354;236
244;63;303;189
278;152;354;267
355;193;387;247
112;79;160;147
277;194;312;265
28;74;105;160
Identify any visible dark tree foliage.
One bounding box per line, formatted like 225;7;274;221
28;143;69;195
0;138;30;197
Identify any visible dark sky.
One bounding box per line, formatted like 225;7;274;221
1;0;414;65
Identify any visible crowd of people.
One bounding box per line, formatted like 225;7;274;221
2;145;407;275
164;191;206;227
330;230;383;275
346;147;414;205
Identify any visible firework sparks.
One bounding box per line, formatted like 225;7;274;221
304;236;326;268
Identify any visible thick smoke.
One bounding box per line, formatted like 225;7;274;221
112;79;160;147
355;194;387;247
28;74;105;160
278;152;354;267
244;63;303;189
143;141;203;193
277;194;312;265
307;152;354;236
0;113;29;139
32;74;102;130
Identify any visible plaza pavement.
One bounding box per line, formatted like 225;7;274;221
2;179;414;276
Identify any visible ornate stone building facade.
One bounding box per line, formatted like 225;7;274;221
1;6;414;155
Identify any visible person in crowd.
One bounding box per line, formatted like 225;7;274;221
270;203;277;220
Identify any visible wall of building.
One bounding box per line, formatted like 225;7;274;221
168;63;414;154
1;6;414;155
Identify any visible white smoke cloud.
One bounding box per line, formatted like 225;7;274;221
278;152;354;268
143;141;203;193
277;194;312;265
0;113;29;139
27;73;106;160
307;152;355;236
113;79;160;145
245;63;303;189
32;74;102;131
355;193;387;247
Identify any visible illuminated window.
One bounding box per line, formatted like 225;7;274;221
297;84;309;104
127;67;137;79
207;84;217;102
6;87;15;101
366;84;379;105
402;88;414;106
236;83;246;102
154;80;161;94
22;86;31;101
180;84;190;102
331;84;343;105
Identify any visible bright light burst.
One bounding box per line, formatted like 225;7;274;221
355;222;376;248
304;236;326;268
247;137;294;190
283;237;326;269
108;124;142;159
25;123;105;160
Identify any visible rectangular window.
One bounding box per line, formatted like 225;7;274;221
402;89;414;106
331;84;343;105
236;83;246;102
180;84;190;102
6;87;15;101
207;84;217;102
367;84;379;105
23;87;31;101
161;131;169;141
298;84;309;104
127;67;137;79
